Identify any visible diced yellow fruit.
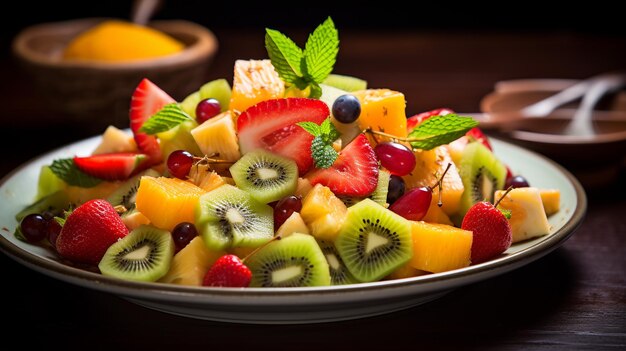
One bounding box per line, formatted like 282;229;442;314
352;89;407;138
191;111;241;162
446;136;469;167
136;177;205;231
409;221;473;273
539;189;560;216
422;199;454;226
229;59;285;113
386;261;429;280
294;178;313;198
403;146;464;216
275;212;310;238
92;126;137;155
188;164;225;192
65;181;121;205
159;236;224;286
300;184;348;241
495;188;551;243
122;211;150;230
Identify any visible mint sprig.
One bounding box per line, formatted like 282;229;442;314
266;17;339;99
407;114;479;150
139;103;193;135
297;118;341;168
49;159;102;188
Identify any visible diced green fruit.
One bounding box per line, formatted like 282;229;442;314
199;79;232;112
323;74;367;92
158;119;202;158
36;166;66;201
16;191;70;222
319;84;347;111
320;84;362;148
180;91;202;118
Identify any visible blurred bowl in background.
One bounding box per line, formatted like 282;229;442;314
12;18;218;132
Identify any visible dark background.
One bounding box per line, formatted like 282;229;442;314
1;2;625;350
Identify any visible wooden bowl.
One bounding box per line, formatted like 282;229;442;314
13;18;218;132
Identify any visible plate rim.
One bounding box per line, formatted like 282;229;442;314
0;135;587;299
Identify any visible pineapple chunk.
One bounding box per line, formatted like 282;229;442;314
159;236;224;286
403;146;464;216
122;210;150;230
92;126;137;155
275;212;310;238
495;188;551;243
136;177;206;231
191;111;241;161
409;221;473;273
188;164;225;192
539;189;560;216
300;184;348;241
294;178;313;198
229;59;285;113
386;261;429;280
352;89;407;138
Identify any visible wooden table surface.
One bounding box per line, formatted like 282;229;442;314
1;30;625;350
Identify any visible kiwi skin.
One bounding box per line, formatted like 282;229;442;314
229;149;298;204
247;233;331;287
336;199;413;282
98;225;174;282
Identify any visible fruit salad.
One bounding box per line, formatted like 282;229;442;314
14;18;561;288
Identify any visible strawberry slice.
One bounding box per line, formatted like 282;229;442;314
465;127;493;151
306;134;379;196
237;98;329;175
130;78;175;162
73;152;151;181
406;108;454;131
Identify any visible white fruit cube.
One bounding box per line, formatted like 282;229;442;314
495;187;551;243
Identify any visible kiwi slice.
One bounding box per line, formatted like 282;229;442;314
247;233;331;287
336;198;413;282
340;170;390;207
98;225;174;282
458;142;507;217
317;239;359;285
323;74;368;92
107;169;159;210
15;191;69;222
230;150;298;204
196;184;273;251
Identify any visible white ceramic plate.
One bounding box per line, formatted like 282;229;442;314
0;136;586;324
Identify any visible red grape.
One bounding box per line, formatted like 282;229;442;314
505;175;530;189
47;219;62;248
172;222;198;252
374;142;416;176
196;98;221;124
20;214;48;243
167;150;194;179
273;195;302;230
389;187;432;221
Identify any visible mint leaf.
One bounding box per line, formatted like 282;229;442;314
308;81;323;99
408;114;479;150
303;17;339;83
297;121;321;136
265;29;304;84
320;118;340;144
49;159;102;188
139;103;193;135
311;137;338;168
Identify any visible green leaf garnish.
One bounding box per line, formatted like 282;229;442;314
265;17;339;98
303;17;339;84
49;159;102;188
297;118;341;168
139;103;193;135
407;114;479;150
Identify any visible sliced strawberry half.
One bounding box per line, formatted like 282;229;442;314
130;78;175;163
73;152;151;181
465;127;493;151
306;134;379;196
406;107;455;131
237;98;329;175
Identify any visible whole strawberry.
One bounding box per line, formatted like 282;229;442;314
203;254;251;287
461;196;512;264
56;199;128;265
